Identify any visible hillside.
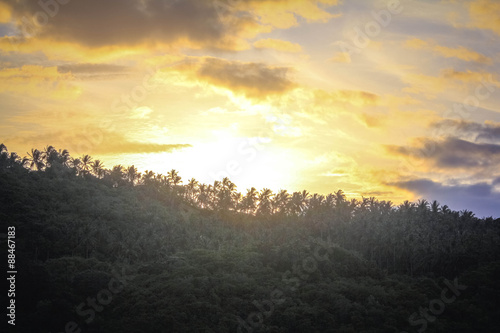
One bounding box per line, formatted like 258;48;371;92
1;144;500;332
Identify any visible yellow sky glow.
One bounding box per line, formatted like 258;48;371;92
1;0;499;215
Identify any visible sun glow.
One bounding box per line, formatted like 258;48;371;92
99;130;297;193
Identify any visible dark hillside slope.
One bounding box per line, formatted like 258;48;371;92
1;146;500;332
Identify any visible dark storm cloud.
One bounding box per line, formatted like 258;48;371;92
387;137;500;169
390;178;500;217
432;119;500;143
5;0;244;49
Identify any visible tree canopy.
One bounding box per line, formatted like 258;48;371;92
1;144;499;332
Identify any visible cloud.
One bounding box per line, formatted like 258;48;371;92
239;0;340;29
93;141;190;155
402;69;499;98
0;1;11;23
173;57;297;100
0;64;80;98
439;69;499;84
57;62;131;80
5;0;240;50
432;119;500;143
253;38;302;53
57;63;129;74
2;0;339;52
386;136;500;170
6;128;191;155
390;178;500;217
405;38;491;63
468;0;500;36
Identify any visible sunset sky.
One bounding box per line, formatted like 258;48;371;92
0;0;499;217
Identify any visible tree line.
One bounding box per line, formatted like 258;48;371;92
1;143;500;332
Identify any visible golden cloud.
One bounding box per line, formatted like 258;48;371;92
1;0;339;57
240;0;340;29
0;1;11;23
468;0;500;36
440;69;500;85
6;127;191;156
0;65;81;99
402;69;498;98
165;57;297;100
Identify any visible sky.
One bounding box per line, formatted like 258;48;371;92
0;0;499;217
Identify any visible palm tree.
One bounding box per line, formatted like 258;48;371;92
167;169;182;186
9;152;21;165
216;177;236;211
241;187;258;214
222;177;236;192
273;189;290;215
257;188;273;216
197;184;210;209
232;192;242;212
59;149;71;167
70;157;82;175
41;145;56;166
334;190;345;207
126;165;140;185
417;199;429;211
142;170;156;186
186;178;199;202
24;148;45;171
109;165;125;187
91;160;105;178
0;144;8;163
80;154;93;176
399;200;415;213
0;146;7;166
431;200;440;214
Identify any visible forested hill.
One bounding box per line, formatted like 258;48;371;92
1;144;500;333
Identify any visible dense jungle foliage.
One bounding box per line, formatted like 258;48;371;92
1;144;500;332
